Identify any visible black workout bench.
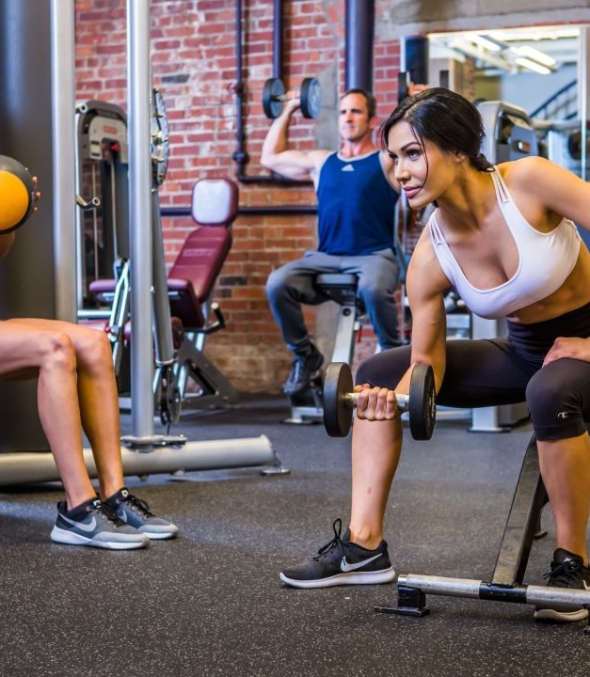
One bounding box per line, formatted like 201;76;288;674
376;432;590;631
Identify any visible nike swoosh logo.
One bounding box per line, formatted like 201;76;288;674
117;510;128;523
340;553;382;572
60;514;97;533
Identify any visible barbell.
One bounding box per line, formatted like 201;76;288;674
322;361;437;440
0;155;37;234
262;77;322;119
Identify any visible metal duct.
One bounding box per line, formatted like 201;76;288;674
345;0;375;92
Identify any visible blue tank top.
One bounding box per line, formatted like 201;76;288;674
316;151;399;256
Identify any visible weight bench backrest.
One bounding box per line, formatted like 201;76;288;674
167;178;238;329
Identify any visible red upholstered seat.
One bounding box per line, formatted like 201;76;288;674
88;177;238;331
167;227;232;328
167;177;238;329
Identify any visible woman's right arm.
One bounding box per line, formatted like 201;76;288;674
354;231;450;423
398;231;450;396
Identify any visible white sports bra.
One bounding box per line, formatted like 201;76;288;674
428;168;581;319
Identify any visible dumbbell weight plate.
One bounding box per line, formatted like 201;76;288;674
262;77;286;119
323;362;354;437
408;363;436;441
300;77;322;119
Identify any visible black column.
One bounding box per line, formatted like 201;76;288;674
344;0;375;92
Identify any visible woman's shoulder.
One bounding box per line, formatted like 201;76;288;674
498;156;581;202
497;155;557;185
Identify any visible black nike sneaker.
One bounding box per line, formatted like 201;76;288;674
280;519;396;589
534;548;590;622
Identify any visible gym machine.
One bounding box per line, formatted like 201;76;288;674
375;431;590;631
283;273;367;426
0;0;287;484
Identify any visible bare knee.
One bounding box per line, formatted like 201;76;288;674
40;331;77;372
75;326;113;369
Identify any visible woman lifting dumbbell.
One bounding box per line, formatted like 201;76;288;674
0;155;178;548
281;87;590;623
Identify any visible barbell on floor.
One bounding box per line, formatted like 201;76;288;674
322;361;437;440
262;77;322;119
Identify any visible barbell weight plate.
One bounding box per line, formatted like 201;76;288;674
408;363;436;441
323;362;354;437
262;77;286;119
0;155;36;234
300;77;322;119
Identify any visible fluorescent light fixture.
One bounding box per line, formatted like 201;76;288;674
514;57;552;75
512;45;556;67
469;34;503;52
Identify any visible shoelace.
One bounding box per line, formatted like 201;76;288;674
544;559;585;586
97;501;127;526
314;518;344;561
122;494;155;518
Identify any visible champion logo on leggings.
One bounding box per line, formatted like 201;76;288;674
557;411;569;419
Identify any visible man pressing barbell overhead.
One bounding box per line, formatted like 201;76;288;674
261;88;403;396
0;157;177;548
280;88;590;624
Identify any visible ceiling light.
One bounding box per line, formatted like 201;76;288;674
469;35;504;52
514;57;553;75
512;45;556;67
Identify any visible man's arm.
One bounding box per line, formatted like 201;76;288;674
261;95;328;182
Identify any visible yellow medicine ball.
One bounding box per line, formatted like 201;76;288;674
0;155;35;234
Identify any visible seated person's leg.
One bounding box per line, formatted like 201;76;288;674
2;318;177;546
346;249;401;350
266;254;335;395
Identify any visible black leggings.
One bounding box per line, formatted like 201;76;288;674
356;303;590;441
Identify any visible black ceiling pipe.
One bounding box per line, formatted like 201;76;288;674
273;0;283;79
345;0;375;92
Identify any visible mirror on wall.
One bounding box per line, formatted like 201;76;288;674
426;26;590;181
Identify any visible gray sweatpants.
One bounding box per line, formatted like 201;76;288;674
265;249;401;353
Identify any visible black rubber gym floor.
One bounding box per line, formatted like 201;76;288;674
0;394;588;677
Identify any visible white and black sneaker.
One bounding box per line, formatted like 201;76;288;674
103;487;178;540
280;519;396;589
50;497;149;550
534;548;590;623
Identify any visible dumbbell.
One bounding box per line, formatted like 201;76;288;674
262;77;322;119
322;362;436;440
0;155;37;234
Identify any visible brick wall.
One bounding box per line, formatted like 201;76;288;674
75;0;403;391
